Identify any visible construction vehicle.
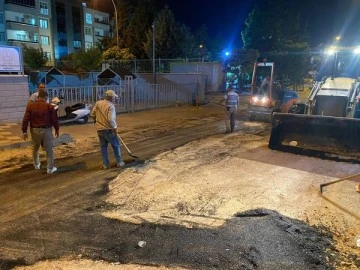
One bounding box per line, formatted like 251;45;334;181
247;62;298;122
269;47;360;157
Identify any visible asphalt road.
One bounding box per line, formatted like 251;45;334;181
0;118;346;270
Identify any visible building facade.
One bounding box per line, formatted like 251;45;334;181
0;0;110;65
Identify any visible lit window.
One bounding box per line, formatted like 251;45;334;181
40;2;49;15
16;33;26;41
39;18;48;28
33;34;38;42
41;35;49;45
85;13;92;24
74;40;81;49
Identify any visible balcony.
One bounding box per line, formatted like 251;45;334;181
8;39;39;47
6;19;37;27
94;18;109;25
4;0;36;8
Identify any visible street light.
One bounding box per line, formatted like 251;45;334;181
199;44;204;62
111;0;119;47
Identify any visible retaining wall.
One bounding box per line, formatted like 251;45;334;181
0;75;29;123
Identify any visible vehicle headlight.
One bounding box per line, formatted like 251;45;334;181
261;96;269;103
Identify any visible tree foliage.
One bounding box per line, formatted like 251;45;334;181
22;46;48;70
241;0;311;86
102;46;136;60
225;49;260;88
72;48;102;72
59;48;102;73
143;6;184;59
124;1;154;58
95;36;116;52
114;0;132;48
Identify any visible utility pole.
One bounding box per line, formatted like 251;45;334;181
111;0;119;47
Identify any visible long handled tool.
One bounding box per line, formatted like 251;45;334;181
117;134;139;159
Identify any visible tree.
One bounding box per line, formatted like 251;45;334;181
177;24;197;58
95;36;116;52
124;1;154;58
102;46;135;60
241;0;311;87
59;48;102;73
143;6;184;59
22;46;48;70
225;49;260;89
114;0;132;48
271;41;310;90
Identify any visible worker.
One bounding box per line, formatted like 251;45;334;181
22;91;59;174
224;86;239;133
90;89;125;169
28;83;48;105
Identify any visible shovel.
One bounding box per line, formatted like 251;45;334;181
117;134;139;159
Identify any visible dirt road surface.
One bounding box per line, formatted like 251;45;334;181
0;96;359;270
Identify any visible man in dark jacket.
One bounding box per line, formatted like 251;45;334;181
22;91;59;174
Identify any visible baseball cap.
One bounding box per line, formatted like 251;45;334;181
105;89;118;98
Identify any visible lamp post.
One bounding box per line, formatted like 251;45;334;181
199;44;204;62
152;22;156;84
111;0;119;47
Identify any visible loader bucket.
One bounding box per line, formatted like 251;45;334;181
269;113;360;158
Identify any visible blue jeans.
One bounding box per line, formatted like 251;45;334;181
97;129;123;167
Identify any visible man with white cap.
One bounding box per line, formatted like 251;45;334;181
90;89;125;169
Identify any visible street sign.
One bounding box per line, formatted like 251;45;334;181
0;45;23;73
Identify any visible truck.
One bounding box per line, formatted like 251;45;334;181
269;47;360;157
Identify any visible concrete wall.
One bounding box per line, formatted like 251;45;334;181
170;62;225;93
0;75;29;123
134;73;206;102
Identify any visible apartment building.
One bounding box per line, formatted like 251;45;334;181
83;6;110;49
0;0;110;65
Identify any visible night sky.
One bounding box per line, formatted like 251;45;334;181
90;0;360;48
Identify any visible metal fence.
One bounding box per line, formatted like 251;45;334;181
47;83;199;117
53;58;207;73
